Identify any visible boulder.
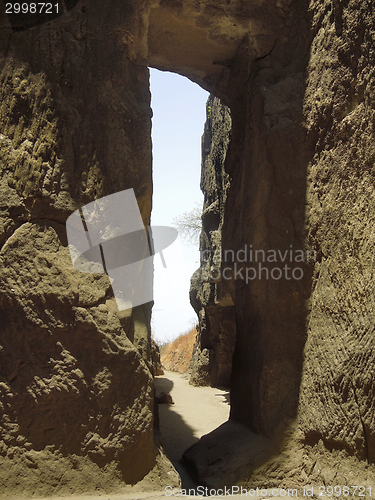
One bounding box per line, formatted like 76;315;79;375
183;420;270;488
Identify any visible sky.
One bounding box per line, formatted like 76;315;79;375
149;68;209;343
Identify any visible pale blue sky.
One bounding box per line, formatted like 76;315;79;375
149;68;208;343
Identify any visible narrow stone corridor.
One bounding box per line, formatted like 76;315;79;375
154;370;230;462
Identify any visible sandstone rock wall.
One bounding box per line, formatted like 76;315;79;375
1;0;375;494
222;4;313;438
182;0;313;438
299;0;375;464
0;1;162;496
218;0;375;469
184;0;375;488
189;95;235;388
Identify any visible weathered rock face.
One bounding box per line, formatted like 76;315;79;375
1;0;375;494
0;1;161;495
151;339;164;376
184;0;375;489
219;0;375;474
0;222;156;488
189;1;313;438
299;0;375;465
145;0;297;92
189;95;236;388
221;14;313;439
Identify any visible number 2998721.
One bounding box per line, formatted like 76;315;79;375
5;3;60;14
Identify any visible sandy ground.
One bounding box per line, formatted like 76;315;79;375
154;370;231;462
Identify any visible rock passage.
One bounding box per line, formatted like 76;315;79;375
155;370;230;462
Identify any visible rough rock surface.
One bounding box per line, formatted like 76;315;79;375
151;340;164;376
183;421;270;488
1;0;375;495
299;0;375;463
145;0;297;92
182;0;375;490
0;1;159;496
189;95;235;388
0;220;159;494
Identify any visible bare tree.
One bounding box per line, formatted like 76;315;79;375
172;202;202;246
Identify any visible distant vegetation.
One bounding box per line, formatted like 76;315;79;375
158;326;198;374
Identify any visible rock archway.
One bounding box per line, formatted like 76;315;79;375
0;0;375;496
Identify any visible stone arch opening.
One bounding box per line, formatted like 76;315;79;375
2;0;374;495
146;0;313;423
0;0;313;491
146;0;315;486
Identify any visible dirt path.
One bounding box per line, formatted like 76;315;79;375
154;370;230;462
